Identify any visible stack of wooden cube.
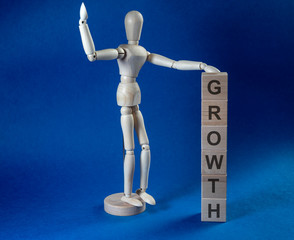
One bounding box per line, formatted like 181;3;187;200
201;72;228;222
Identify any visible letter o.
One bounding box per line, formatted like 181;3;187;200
207;131;221;146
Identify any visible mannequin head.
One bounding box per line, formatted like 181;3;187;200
125;11;143;45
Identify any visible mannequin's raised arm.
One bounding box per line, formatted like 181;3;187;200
79;3;125;62
147;52;220;73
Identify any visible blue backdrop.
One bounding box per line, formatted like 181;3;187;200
0;0;293;239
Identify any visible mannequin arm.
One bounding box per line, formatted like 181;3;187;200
91;48;125;62
147;52;220;73
79;3;125;62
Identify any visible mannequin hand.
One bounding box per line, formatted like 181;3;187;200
78;2;95;56
79;2;88;24
204;65;220;73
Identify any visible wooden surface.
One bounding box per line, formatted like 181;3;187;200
202;100;227;125
104;193;146;216
201;72;228;100
201;198;226;222
202;175;227;198
201;126;227;150
201;72;228;222
201;150;227;175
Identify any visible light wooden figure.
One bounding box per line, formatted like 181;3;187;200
79;3;221;216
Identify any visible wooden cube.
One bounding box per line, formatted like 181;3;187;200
202;72;228;100
202;100;227;125
201;150;227;175
202;175;227;198
201;126;227;150
201;198;226;222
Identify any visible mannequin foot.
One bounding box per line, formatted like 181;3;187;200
136;189;156;205
121;195;143;207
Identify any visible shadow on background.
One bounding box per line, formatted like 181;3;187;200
151;213;218;237
148;181;200;213
229;182;294;221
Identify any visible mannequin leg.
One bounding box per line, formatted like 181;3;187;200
120;106;142;207
132;105;156;205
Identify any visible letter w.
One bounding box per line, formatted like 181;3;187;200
205;155;223;169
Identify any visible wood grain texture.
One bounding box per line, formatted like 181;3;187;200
201;126;227;150
104;193;146;216
202;175;227;198
201;198;226;222
202;100;227;125
201;150;227;175
202;72;228;100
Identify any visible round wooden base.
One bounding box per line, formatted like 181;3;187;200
104;193;146;216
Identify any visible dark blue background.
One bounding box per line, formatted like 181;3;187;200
1;0;293;239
